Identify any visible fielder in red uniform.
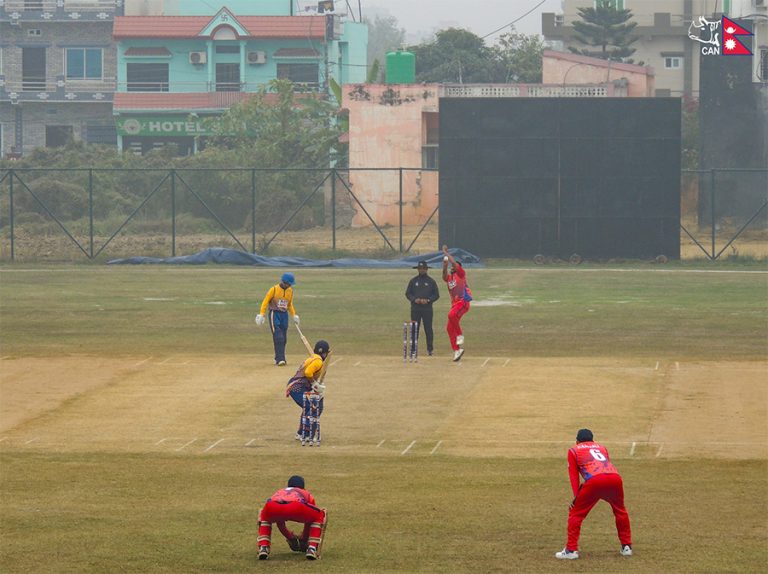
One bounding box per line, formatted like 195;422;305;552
555;429;633;560
441;245;472;362
258;475;327;561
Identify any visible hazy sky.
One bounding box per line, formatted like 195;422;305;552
360;0;563;43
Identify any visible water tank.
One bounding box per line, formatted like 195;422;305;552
386;50;415;84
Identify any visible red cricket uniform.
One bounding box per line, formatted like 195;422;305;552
257;487;326;552
444;265;470;351
564;441;632;551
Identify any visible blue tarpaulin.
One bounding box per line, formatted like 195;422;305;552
107;248;483;268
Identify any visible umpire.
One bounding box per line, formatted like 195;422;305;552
405;260;440;356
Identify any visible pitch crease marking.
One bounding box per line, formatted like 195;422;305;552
482;358;490;367
155;438;167;445
401;440;416;455
25;438;38;445
503;359;510;367
176;438;197;451
376;440;385;447
656;444;664;458
430;440;443;455
245;439;257;446
204;439;225;452
629;442;636;457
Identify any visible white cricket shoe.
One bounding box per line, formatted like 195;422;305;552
620;545;633;556
456;335;464;346
452;348;465;362
277;360;286;366
555;548;579;560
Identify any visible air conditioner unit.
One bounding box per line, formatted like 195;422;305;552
189;51;207;65
247;51;267;65
554;14;565;26
755;0;766;9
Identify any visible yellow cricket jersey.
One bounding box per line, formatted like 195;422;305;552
260;283;296;316
301;354;325;380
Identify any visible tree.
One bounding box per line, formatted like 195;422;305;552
569;1;638;62
493;31;547;83
409;28;502;83
365;14;406;79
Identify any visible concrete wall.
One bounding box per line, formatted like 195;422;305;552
542;51;655;96
344;83;440;227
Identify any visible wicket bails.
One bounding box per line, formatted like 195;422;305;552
403;320;419;363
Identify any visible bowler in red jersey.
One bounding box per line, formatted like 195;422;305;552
441;245;472;362
555;428;633;560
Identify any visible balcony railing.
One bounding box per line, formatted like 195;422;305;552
3;0;118;10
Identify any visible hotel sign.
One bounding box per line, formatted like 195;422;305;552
116;116;218;137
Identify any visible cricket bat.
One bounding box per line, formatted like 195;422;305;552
294;323;315;357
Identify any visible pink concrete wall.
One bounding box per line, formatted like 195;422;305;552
344;83;440;227
542;51;655;97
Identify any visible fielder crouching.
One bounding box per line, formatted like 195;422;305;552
286;340;330;446
258;475;327;561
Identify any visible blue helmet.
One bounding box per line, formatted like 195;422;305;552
281;272;295;286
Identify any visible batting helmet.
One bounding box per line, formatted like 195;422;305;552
287;475;305;489
281;272;295;286
576;428;594;443
313;340;330;355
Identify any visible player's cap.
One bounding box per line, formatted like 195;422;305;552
313;340;330;355
413;260;429;269
576;428;594;443
281;272;295;286
287;475;305;489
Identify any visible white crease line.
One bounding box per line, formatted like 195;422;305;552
0;437;8;442
675;361;680;370
354;361;361;366
430;440;443;455
401;440;416;455
629;442;636;457
330;358;342;367
376;440;386;448
175;438;197;451
134;357;152;367
654;361;659;371
159;357;172;365
25;438;39;445
204;439;225;452
656;444;664;458
503;359;510;367
155;438;168;445
482;358;490;367
245;439;257;446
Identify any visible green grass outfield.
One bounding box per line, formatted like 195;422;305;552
1;264;766;573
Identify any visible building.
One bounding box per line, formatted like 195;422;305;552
0;0;122;158
542;0;725;97
542;50;655;96
113;4;367;154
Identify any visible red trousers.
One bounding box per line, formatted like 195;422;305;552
446;300;470;350
567;473;632;551
258;500;325;550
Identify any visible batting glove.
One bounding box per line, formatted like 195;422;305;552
255;314;265;326
293;314;300;325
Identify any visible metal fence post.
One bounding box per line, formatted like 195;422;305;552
710;169;716;260
88;168;94;259
9;170;14;262
399;168;404;253
331;168;336;251
251;168;256;253
171;169;176;257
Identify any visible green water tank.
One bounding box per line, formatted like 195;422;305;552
386;50;416;84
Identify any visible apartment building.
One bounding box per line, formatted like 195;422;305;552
0;0;122;157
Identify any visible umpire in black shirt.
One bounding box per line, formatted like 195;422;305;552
405;260;440;356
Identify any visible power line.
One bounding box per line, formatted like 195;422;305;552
481;0;549;39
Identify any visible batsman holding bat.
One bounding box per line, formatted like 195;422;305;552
555;429;633;560
258;475;327;561
286;337;330;445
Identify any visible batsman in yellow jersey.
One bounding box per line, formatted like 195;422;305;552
286;340;330;445
255;272;300;366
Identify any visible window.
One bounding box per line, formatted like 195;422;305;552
66;48;103;80
664;57;682;69
422;112;439;169
46;125;73;148
126;63;169;91
276;63;319;88
216;63;240;91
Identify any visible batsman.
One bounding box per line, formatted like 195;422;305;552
286;337;331;446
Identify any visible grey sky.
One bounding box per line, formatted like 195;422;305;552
361;0;563;43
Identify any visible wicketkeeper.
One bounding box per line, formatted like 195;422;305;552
286;340;330;444
255;272;300;366
555;428;633;560
258;475;327;561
